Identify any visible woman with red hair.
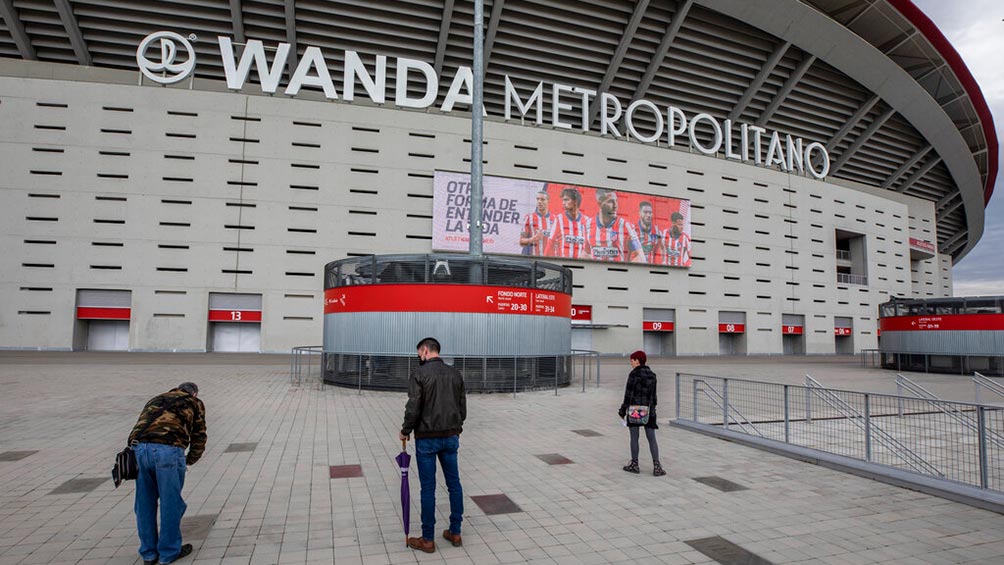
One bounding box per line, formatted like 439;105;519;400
618;350;665;476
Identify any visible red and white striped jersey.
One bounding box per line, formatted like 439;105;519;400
637;222;662;265
521;212;551;256
588;216;645;262
547;211;592;259
662;229;691;267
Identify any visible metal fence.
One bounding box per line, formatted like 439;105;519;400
863;349;1004;376
290;345;323;386
325;253;573;295
675;372;1004;493
290;347;601;396
836;272;867;285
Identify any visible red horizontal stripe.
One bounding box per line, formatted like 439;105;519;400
208;310;262;322
781;326;803;335
643;321;674;332
77;307;131;320
324;284;571;317
880;314;1004;332
718;323;744;334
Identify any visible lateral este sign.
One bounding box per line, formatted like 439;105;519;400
136;33;832;179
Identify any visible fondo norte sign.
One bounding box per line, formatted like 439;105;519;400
136;32;830;179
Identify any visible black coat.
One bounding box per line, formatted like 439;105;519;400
619;365;659;429
401;358;467;438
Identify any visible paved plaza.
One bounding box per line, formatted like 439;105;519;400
1;352;1003;565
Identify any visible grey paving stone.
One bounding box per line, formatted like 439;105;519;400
470;494;522;516
692;476;750;492
183;514;219;541
534;454;574;465
1;353;1003;565
47;478;107;495
223;442;258;453
0;450;39;462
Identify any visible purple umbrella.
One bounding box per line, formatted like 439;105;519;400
395;440;411;545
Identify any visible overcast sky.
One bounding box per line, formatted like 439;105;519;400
913;0;1004;296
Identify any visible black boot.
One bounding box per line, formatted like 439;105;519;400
653;461;666;476
622;459;640;474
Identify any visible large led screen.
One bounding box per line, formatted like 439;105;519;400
433;171;692;267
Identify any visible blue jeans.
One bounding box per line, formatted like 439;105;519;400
415;436;463;540
134;443;188;563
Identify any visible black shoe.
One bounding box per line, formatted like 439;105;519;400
622;460;640;474
160;544;192;564
143;560;158;565
653;461;666;476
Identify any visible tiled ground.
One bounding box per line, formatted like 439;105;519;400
0;352;1003;565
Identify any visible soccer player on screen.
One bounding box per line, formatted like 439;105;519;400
588;189;646;263
662;211;691;266
545;187;592;259
519;189;552;256
637;201;662;265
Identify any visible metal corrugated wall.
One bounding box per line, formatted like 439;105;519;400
324;311;571;356
881;331;1004;356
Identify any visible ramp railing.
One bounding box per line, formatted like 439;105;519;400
675;372;1003;493
807;375;942;476
975;372;1004;405
896;373;1004;450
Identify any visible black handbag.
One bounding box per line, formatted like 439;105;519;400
112;445;138;487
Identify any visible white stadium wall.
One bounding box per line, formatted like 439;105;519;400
0;62;954;354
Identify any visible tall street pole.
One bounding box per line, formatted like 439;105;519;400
469;0;485;257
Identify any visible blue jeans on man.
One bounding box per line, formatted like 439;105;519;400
415;436;463;540
134;442;188;563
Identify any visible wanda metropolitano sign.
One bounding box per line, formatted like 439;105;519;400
135;32;831;179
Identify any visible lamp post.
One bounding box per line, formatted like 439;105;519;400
469;0;485;257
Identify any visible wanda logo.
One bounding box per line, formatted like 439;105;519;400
136;31;197;84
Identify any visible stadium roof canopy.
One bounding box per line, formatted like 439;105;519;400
0;0;996;261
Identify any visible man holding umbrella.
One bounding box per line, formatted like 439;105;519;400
399;337;467;553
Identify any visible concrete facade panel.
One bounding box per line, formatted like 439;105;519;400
1;66;952;354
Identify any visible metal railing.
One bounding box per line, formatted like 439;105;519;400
571;349;601;392
836;249;852;261
675;372;1004;492
807;375;940;476
868;351;1004;376
860;348;881;367
688;377;764;437
316;350;596;396
895;374;1004;450
836;272;868;285
290;345;323;386
975;372;1004;405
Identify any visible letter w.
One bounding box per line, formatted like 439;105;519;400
219;37;290;93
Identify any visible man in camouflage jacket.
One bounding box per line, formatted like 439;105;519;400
129;382;206;565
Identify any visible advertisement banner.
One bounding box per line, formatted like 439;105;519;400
433;171;692;267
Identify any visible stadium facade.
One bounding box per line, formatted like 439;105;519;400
0;0;997;355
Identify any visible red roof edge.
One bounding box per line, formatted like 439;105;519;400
887;0;998;206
